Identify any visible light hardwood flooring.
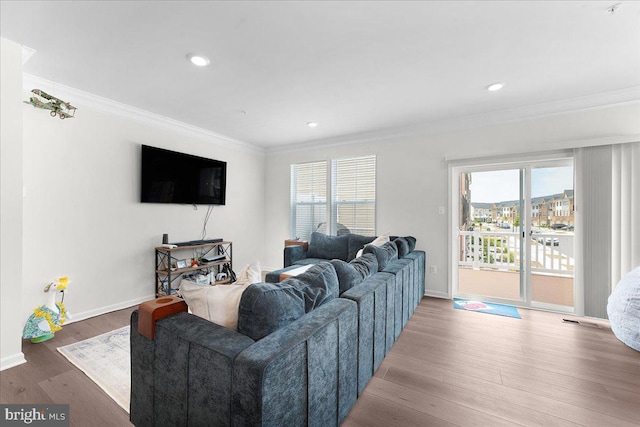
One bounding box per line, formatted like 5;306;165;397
1;306;136;427
2;298;638;426
343;297;640;427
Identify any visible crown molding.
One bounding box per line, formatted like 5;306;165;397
267;86;640;155
22;74;266;156
21;72;638;157
21;45;36;65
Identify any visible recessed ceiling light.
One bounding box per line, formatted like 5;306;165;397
487;82;504;92
307;122;318;128
187;54;210;67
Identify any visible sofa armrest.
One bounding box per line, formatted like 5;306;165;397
130;310;254;427
137;296;187;339
284;244;307;267
232;298;358;427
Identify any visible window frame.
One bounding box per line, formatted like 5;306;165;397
290;155;377;239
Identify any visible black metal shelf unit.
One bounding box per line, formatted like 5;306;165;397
154;241;233;296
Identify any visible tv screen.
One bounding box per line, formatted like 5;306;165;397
141;145;226;205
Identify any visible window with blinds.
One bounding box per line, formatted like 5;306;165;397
290;161;327;240
291;155;376;239
332;156;376;236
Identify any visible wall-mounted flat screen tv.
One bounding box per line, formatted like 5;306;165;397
141;145;226;205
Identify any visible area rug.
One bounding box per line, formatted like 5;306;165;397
454;298;521;319
58;326;130;412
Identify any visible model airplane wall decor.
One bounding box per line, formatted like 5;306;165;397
24;89;77;119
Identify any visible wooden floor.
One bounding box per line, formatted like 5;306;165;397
1;306;136;427
2;298;639;427
343;298;640;427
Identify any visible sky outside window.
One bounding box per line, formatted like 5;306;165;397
469;166;573;203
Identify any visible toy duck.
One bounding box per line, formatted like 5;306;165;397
22;277;72;343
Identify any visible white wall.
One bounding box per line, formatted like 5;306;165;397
263;103;640;298
1;38;26;370
21;101;266;325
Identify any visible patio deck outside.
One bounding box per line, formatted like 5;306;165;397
458;230;574;308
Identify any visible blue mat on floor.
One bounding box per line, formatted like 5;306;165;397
454;298;521;319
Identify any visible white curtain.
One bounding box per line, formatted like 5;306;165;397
611;141;640;286
575;141;640;318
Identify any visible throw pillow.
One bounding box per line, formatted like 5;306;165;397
330;253;378;294
281;263;338;311
347;234;376;261
355;232;390;258
234;261;262;285
179;279;251;331
393;237;410;258
237;282;305;341
350;253;378;279
237;263;339;340
179;261;262;331
306;232;350;261
363;241;398;270
404;236;417;252
330;260;364;294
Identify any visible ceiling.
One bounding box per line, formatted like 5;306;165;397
1;1;639;149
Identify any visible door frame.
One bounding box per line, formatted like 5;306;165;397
448;154;576;313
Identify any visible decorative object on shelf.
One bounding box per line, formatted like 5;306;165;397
23;89;77;119
155;241;233;297
23;276;73;343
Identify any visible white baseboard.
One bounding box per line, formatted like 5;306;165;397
1;352;26;371
424;289;451;299
2;295;154;371
65;294;155;324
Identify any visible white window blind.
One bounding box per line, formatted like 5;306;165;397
290;155;377;239
332;155;376;236
290;161;327;240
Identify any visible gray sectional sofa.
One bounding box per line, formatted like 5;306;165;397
130;232;425;426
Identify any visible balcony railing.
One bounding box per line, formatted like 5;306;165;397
459;230;574;277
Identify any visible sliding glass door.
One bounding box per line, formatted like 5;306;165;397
457;169;523;300
452;159;575;312
529;165;575;310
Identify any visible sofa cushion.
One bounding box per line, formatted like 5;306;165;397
307;232;350;261
293;257;326;266
330;260;364;294
350;253;378;280
405;236;417;252
282;263;339;310
393;237;410;258
237;283;306;340
347;234;376;261
237;263;340;340
355;232;389;258
363;241;398;271
330;253;379;294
